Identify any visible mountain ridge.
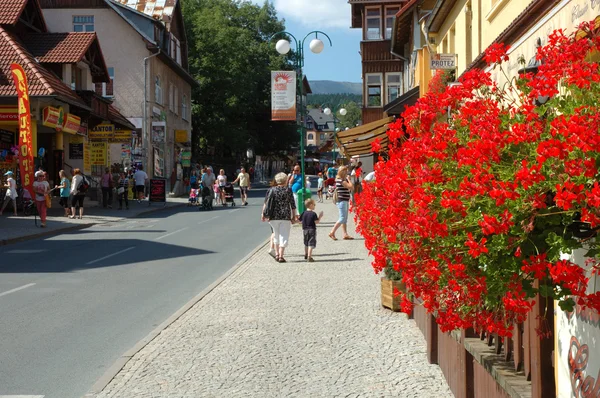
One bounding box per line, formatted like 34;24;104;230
308;80;362;95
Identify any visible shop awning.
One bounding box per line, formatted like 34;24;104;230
383;86;420;115
336;116;393;158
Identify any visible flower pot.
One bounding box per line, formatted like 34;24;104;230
381;277;405;312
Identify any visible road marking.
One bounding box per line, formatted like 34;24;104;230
198;216;219;225
154;227;189;241
4;249;46;254
228;208;240;214
86;247;135;265
0;283;36;298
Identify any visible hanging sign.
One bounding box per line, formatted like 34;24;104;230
175;130;188;143
9;64;34;199
42;106;61;128
430;53;456;70
61;113;81;134
89;123;115;140
271;71;296;121
90;142;107;165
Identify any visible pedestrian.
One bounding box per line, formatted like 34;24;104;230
54;169;71;217
201;166;216;206
69;168;86;219
287;164;302;211
329;165;354;241
327;163;337;179
190;170;198;189
317;172;324;203
101;167;113;209
117;171;129;210
33;170;49;227
213;180;221;205
232;167;251;206
261;172;296;263
217;169;227;205
133;165;148;203
299;198;323;262
0;170;18;216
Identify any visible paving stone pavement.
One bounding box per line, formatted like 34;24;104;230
96;204;454;398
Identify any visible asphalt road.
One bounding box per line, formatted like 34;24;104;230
0;187;271;398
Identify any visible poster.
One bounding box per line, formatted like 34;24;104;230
69;135;84;159
90;142;107;165
121;144;131;160
152;121;166;143
9;63;34;199
154;147;164;177
271;71;296;121
83;141;91;174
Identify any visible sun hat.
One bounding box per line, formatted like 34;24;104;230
4;171;13;176
35;170;44;177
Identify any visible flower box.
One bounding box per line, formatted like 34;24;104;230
381;277;405;312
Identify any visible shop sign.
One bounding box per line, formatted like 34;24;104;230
181;151;192;160
175;130;188;143
90;142;107;165
109;130;133;143
83;141;91;174
62;113;81;134
9;64;34;199
77;121;88;136
89;124;115;140
152;121;166;143
0;106;18;122
42;106;61;128
430;53;456;70
69;135;84;160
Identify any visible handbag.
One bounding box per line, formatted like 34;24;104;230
45;194;52;208
333;188;339;203
117;187;125;194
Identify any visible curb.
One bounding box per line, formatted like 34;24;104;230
83;236;271;398
0;203;186;247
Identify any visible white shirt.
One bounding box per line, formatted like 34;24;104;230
134;170;148;186
217;174;227;186
4;177;17;199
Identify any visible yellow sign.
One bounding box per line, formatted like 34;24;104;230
83;141;91;174
62;113;81;135
90;142;106;165
109;130;133;143
175;130;188;143
89;124;115;140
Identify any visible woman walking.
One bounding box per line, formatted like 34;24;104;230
101;167;113;208
0;170;18;216
329;165;354;240
33;170;49;227
70;168;85;219
55;170;71;217
261;172;296;263
117;171;129;210
217;169;227;205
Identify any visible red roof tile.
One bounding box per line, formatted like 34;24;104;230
0;0;27;25
0;26;90;109
22;32;96;63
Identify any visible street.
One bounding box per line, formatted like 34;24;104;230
0;188;270;398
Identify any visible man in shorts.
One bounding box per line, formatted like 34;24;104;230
232;167;251;206
133;166;148;203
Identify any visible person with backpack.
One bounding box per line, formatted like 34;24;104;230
69;168;87;219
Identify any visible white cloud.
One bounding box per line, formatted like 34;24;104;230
254;0;351;29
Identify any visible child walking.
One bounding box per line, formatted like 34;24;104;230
213;181;221;205
299;198;323;262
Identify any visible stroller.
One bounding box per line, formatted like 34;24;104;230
223;183;236;207
198;185;213;211
188;188;199;206
325;178;336;200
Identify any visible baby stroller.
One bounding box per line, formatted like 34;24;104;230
199;185;213;211
17;188;34;216
188;188;199;206
325;178;336;200
223;183;236;207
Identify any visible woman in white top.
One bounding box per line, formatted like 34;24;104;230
33;170;50;227
70;168;85;219
1;170;18;216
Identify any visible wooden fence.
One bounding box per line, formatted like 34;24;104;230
410;291;555;398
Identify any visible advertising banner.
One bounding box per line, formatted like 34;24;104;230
90;142;107;165
271;71;296;121
83;141;91;174
42;106;60;128
89;124;115;140
9;63;34;199
152;121;166;143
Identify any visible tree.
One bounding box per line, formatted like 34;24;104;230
336;101;362;130
181;0;297;159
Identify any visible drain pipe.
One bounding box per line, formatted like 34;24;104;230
143;50;160;173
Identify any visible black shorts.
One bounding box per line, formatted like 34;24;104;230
303;229;317;248
240;186;248;194
136;185;145;193
71;194;84;208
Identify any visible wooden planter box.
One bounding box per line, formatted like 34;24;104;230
381;277;406;312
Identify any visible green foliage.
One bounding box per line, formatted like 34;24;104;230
306;94;362;110
182;0;297;157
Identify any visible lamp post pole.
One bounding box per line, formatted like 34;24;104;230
272;31;332;214
323;106;346;166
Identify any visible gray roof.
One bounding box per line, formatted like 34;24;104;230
308;109;335;125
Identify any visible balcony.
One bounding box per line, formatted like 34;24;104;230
361;40;404;74
362;107;386;124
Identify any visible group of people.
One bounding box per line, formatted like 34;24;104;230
188;167;251;207
261;164;356;264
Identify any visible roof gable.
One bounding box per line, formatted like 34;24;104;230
1;0;48;32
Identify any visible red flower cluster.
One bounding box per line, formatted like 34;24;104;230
355;21;600;336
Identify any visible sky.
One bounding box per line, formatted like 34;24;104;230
251;0;362;83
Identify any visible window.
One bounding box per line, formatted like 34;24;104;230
307;133;314;140
365;7;381;40
320;133;325;141
95;67;114;97
386;73;402;104
366;74;382;107
155;75;162;104
71;66;83;90
169;84;174;112
385;7;400;40
182;94;188;120
306;121;313;129
174;86;179;115
170;34;182;65
73;16;94;32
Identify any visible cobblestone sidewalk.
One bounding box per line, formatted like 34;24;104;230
96;205;453;398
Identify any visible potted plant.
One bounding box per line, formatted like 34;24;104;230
380;260;406;312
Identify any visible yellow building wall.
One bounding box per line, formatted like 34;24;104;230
481;0;535;49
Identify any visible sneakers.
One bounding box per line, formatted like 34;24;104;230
307;257;315;262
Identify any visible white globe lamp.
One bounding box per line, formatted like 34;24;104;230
345;127;350;130
309;38;324;54
276;39;291;55
323;108;332;115
339;108;347;116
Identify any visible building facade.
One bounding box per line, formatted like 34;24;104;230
40;0;198;194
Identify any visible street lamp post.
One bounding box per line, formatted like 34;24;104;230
272;31;332;214
323;106;347;165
